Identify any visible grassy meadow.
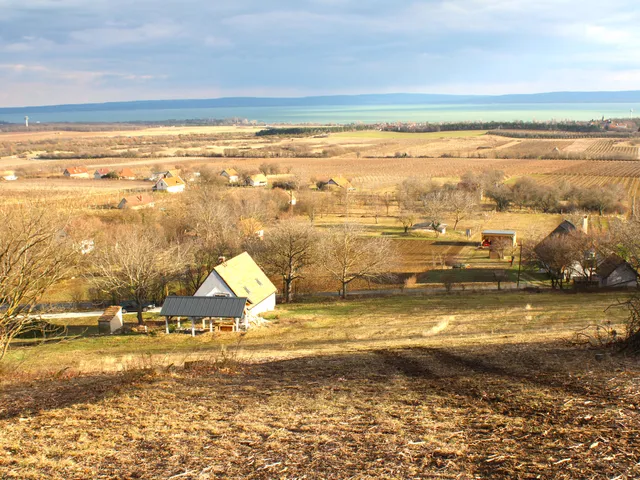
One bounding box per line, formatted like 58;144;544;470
1;292;639;478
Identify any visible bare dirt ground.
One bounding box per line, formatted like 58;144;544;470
0;341;637;479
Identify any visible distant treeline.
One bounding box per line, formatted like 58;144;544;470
256;125;373;136
384;121;607;133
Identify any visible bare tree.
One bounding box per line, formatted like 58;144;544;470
532;235;577;289
0;204;77;361
421;189;448;232
447;190;477;230
250;220;317;302
382;192;394;216
398;210;418;233
91;228;181;324
320;223;395;298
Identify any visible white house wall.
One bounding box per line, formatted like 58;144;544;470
194;271;234;297
249;294;276;315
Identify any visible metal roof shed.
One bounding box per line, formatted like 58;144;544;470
160;296;248;335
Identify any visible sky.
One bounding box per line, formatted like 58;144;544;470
1;0;639;107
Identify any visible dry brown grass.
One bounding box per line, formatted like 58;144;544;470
1;293;638;478
1;342;637;479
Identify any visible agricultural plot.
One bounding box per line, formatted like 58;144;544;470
495;140;575;158
551;160;640;178
586;140;639;159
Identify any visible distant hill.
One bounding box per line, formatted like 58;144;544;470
2;91;640;114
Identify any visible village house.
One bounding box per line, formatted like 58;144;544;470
596;254;638;288
93;168;110;179
63;166;90;179
195;252;277;316
154;176;186;193
247;173;268;187
118;194;155;210
1;170;18;181
115;168;136;180
327;176;355;191
221;168;239;183
149;169;180;182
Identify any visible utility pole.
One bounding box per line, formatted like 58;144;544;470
516;240;523;288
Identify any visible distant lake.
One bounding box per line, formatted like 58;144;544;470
0;103;637;124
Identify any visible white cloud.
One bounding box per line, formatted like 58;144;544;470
68;21;183;47
204;36;233;48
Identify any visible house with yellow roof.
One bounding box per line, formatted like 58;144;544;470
220;168;239;183
194;252;277;316
327;176;355;191
246;173;268;187
154;175;186;193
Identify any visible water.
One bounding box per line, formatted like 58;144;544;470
0;102;637;124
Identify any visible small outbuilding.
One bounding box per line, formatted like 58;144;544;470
327;176;355;191
160;295;248;335
115;168;136;180
118;194;155;210
98;306;124;334
221;168;239;183
481;230;517;259
94;168;110;179
63;166;90;179
597;254;638;288
247;173;268;187
481;230;517;247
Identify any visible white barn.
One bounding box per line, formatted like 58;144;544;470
195;252;277;316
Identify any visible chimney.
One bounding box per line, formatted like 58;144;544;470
582;215;588;234
218;256;226;265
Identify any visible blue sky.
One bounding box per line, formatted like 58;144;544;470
1;0;639;107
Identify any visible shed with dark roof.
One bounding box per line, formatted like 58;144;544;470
596;255;638;288
160;295;248;335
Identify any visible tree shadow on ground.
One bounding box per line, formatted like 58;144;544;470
1;341;637;478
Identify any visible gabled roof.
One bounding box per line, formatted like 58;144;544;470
117;168;136;178
249;173;268;183
94;168;110;176
222;168;238;176
328;176;354;190
597;254;637;279
65;166;88;175
161;296;247;318
550;220;576;237
159;176;186;187
119;194;154;208
213;252;277;306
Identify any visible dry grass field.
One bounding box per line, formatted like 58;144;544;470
1;293;639;479
3;126;640;196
